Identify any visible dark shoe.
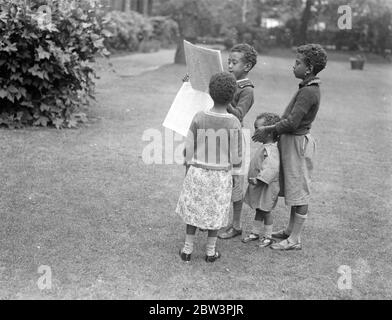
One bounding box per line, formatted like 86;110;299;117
258;236;275;248
272;229;290;240
218;226;242;239
205;251;221;263
179;249;191;262
270;239;302;251
241;233;259;243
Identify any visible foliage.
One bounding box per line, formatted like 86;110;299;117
102;10;153;51
305;0;392;52
149;15;179;48
153;0;212;38
0;0;110;129
152;0;392;55
220;26;238;50
102;11;179;52
152;0;214;63
139;39;161;52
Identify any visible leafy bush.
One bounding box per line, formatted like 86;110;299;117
102;10;153;51
0;0;109;129
233;23;270;53
220;26;238;50
149;16;179;48
139;39;161;53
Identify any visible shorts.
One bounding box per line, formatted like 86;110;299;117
231;174;245;202
279;133;316;206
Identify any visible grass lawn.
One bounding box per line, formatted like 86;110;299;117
0;48;391;300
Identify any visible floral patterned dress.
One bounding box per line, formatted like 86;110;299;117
176;165;232;230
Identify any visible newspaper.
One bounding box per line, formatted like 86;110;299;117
184;40;224;92
162;82;213;137
163;41;223;136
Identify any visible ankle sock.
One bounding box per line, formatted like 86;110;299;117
288;213;307;243
264;224;273;238
183;234;195;254
206;236;217;256
285;208;296;235
252;220;263;235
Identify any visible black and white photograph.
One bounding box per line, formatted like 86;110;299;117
0;0;391;303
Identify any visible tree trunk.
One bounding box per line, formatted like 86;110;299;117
174;37;197;64
174;38;186;64
124;0;131;12
296;0;313;45
147;0;153;16
254;0;263;27
173;1;200;64
143;0;148;15
242;0;248;24
136;0;143;14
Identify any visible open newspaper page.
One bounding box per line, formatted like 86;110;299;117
163;41;223;137
184;40;224;92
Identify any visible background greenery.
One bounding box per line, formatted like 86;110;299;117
0;49;390;299
1;0;391;128
0;0;109;128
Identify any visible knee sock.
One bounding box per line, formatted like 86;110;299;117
288;213;307;243
251;220;263;235
285;207;296;235
263;224;273;238
232;200;243;230
183;234;195;254
206;236;218;256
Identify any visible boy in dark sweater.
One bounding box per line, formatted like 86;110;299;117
252;43;327;250
218;43;258;240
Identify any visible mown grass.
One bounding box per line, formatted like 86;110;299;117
0;48;391;299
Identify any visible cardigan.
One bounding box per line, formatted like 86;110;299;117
227;78;255;124
184;110;242;171
275;77;321;136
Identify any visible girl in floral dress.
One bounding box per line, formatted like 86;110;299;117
176;72;242;263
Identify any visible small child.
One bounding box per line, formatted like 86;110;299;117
176;72;242;263
252;44;328;250
242;113;281;247
219;43;258;240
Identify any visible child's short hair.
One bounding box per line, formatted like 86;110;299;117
209;72;237;105
255;112;281;142
297;44;327;75
230;43;258;71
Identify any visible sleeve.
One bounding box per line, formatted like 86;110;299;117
228;87;254;122
184;113;198;163
256;148;279;184
230;118;242;172
275;88;316;134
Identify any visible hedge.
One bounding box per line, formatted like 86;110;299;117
0;0;110;129
102;10;153;52
102;11;179;52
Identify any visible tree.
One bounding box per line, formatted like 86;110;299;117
296;0;313;45
107;0;153;15
153;0;213;64
310;0;392;52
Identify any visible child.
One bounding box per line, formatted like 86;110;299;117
242;113;281;248
252;44;328;250
218;43;258;240
176;72;242;262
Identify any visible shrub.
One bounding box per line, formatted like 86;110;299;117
0;0;110;129
102;10;153;52
149;16;179;48
139;39;161;53
220;26;238;50
233;24;270;53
